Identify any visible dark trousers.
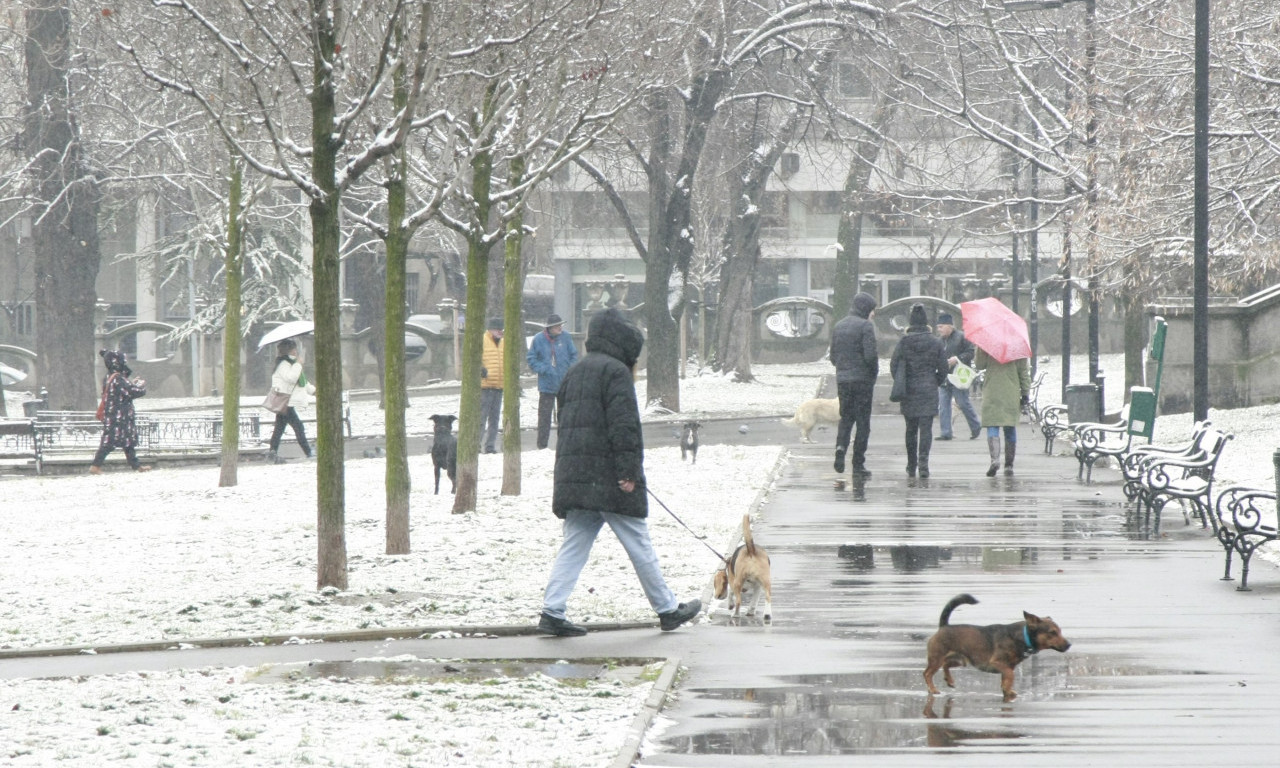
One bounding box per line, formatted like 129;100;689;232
269;407;311;455
481;388;503;452
835;380;875;466
905;416;935;467
92;443;141;469
536;391;556;449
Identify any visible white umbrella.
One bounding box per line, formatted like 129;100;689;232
0;362;28;386
257;320;315;351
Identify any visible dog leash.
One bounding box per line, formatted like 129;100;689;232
646;487;729;565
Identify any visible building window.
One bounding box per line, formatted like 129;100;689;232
405;272;420;313
16;303;34;337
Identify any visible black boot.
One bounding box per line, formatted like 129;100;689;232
834;447;846;474
919;448;930;478
986;436;1001;477
1003;439;1016;475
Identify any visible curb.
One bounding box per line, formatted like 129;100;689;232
0;620;656;661
611;656;681;768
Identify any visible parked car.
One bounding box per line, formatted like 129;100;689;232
404;314;448;360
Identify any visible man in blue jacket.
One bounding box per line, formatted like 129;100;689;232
526;313;579;449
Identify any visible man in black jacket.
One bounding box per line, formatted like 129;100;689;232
936;312;982;440
537;308;701;637
830;292;879;476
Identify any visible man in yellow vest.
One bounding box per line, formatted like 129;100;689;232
480;317;505;453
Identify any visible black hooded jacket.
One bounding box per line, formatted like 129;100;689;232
830;292;879;385
553;308;647;519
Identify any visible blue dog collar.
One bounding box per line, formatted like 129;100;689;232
1023;625;1038;654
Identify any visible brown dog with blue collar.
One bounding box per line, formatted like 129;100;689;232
924;593;1071;701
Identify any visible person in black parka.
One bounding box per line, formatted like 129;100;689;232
537;308;701;637
89;349;151;474
889;304;949;478
830;291;879;476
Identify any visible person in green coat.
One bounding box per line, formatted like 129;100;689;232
973;346;1031;476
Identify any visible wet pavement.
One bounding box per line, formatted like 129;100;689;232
4;408;1280;766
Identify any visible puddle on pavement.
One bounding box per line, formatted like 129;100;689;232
661;659;1200;755
248;658;655;685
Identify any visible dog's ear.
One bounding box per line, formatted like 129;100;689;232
1023;610;1043;625
713;569;728;599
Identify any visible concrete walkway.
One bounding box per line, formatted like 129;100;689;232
4;411;1280;767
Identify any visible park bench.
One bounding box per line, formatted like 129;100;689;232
1119;421;1214;503
1213;485;1278;591
1021;371;1073;453
1132;427;1233;537
1071;386;1160;483
0;419;41;474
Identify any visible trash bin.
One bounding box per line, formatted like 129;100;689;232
1127;387;1157;440
1065;383;1101;424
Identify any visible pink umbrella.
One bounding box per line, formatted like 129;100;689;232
960;297;1031;364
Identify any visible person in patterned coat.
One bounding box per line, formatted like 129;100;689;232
89;349;151;474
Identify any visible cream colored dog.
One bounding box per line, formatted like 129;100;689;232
714;515;773;621
783;398;841;443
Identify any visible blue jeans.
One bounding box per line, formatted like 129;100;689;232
542;509;678;619
480;388;502;451
938;385;980;438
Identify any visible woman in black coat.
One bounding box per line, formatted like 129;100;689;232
890;304;949;477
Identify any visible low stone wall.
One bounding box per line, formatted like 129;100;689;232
1149;285;1280;413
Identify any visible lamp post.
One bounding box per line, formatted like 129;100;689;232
1192;0;1209;421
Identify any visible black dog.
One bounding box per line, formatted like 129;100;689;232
430;414;458;494
681;421;701;464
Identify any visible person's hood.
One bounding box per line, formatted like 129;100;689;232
853;292;877;319
585;308;643;368
100;349;132;377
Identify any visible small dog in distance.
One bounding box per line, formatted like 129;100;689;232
429;414;458;494
681;421;701;463
783;398;841;443
714;514;773;622
923;593;1072;701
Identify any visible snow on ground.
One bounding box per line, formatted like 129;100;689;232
2;659;658;768
5;353;1280;767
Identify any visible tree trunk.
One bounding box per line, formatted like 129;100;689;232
834;79;901;319
311;12;347;590
644;70;730;411
24;1;100;411
218;157;244;488
452;141;495;515
501;158;526;496
383;41;412;554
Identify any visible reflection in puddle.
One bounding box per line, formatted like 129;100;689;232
661;659;1181;755
836;544;1037;572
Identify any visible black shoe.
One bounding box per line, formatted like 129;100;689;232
906;464;917;477
659;600;702;631
833;448;846;474
851;464;872;478
938;435;953;441
538;613;587;637
919;465;930;478
970;428;982;440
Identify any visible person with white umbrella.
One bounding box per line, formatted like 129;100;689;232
264;338;316;463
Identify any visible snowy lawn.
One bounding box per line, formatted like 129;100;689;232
2;657;660;768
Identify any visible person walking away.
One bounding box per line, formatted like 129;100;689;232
537;308;701;637
266;338;316;464
936;312;982;441
480;317;505;453
526;313;578;450
974;344;1031;476
889;304;949;478
830;292;879;476
89;350;151;474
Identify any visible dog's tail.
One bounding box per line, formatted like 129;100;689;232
781;414;797;425
938;593;978;626
741;514;759;557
